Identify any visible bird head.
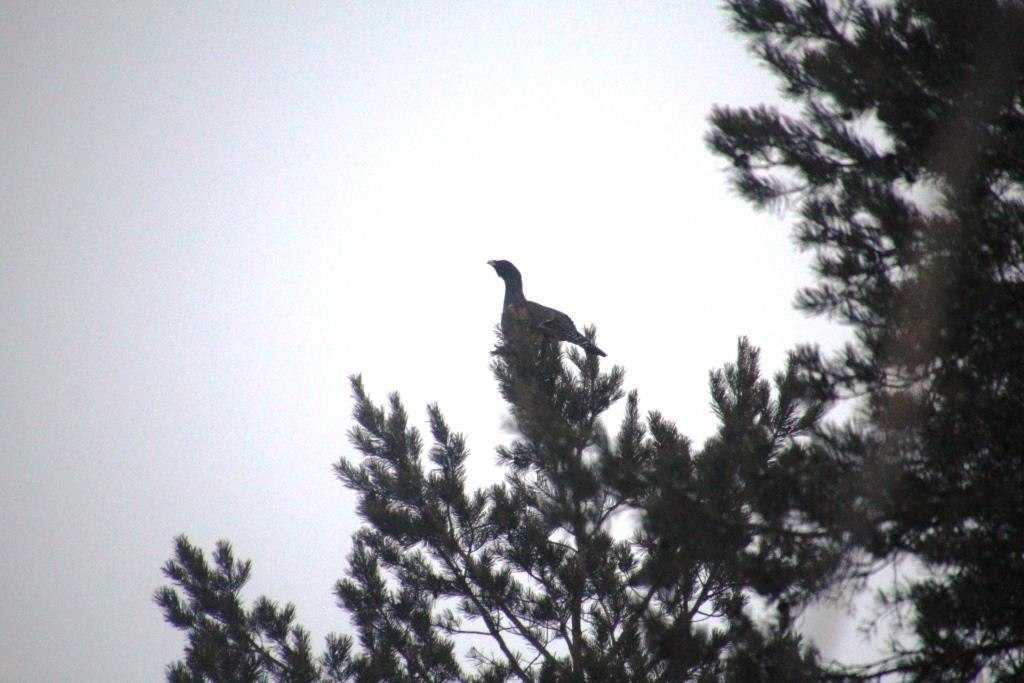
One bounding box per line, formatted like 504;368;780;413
487;260;521;282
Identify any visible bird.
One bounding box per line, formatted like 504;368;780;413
488;259;606;357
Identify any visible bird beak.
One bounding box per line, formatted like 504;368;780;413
487;260;496;267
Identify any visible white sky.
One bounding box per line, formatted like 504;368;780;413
2;3;868;680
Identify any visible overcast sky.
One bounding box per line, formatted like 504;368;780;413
2;3;869;680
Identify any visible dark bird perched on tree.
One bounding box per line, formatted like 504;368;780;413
488;259;606;356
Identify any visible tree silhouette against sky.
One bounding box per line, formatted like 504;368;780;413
709;1;1024;679
158;2;1024;680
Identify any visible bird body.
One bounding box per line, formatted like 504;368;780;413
488;260;606;357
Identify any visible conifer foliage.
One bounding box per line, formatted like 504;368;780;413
708;1;1024;679
154;536;334;682
157;331;828;681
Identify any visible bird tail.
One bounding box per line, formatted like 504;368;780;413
576;325;606;357
584;340;607;357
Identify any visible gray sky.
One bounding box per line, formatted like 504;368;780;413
3;3;866;680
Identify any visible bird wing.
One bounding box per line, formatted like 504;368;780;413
526;301;586;344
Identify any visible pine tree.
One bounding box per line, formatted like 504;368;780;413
154;536;340;682
708;1;1024;679
157;331;828;681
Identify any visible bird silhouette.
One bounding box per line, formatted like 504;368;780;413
488;259;606;357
